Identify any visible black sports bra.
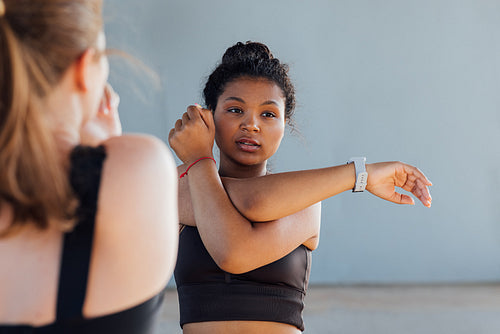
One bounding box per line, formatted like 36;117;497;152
175;225;311;331
0;146;164;334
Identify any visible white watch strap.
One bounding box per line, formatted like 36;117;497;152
347;157;368;192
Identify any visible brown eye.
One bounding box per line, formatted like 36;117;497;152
262;112;276;118
228;108;243;114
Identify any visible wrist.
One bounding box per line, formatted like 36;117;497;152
180;156;216;178
184;154;214;165
346;157;368;192
344;162;356;191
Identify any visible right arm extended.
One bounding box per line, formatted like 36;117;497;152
170;106;431;274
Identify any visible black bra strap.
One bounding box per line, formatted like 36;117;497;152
56;146;106;321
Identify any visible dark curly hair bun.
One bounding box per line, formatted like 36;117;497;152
204;41;296;123
221;42;274;65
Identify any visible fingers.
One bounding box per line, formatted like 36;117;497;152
404;181;432;207
400;164;432;207
174;119;182;131
181;111;190;124
415;187;432;208
99;83;120;115
397;164;432;207
183;104;211;126
186;105;200;119
170;104;210;139
171;104;213;136
109;89;120;110
395;193;415;205
195;104;214;128
404;164;432;186
168;128;175;142
382;162;432;207
365;161;432;207
104;83;112;110
384;191;415;206
178;108;196;130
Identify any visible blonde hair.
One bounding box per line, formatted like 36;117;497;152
0;0;103;236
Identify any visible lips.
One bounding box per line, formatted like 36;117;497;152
236;138;261;152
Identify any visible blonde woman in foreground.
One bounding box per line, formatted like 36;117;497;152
0;1;178;333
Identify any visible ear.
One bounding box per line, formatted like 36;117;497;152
74;48;96;92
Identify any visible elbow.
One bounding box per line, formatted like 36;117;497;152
212;249;253;275
304;235;320;251
231;196;271;222
229;195;257;221
224;180;267;222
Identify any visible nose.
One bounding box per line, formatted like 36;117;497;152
240;113;260;132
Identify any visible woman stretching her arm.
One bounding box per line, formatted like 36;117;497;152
169;41;432;334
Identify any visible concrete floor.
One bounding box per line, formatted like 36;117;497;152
157;284;500;333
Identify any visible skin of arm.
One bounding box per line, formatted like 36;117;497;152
223;160;432;222
170;106;432;274
170;106;321;274
185;159;320;274
178;160;432;224
177;164;321;250
85;134;178;316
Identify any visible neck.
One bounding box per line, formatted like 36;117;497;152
218;157;268;178
43;79;84;160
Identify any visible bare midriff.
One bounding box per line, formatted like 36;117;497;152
183;320;301;334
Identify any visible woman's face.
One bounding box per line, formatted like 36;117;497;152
213;77;286;170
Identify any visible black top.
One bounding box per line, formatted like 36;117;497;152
0;145;164;334
175;225;311;331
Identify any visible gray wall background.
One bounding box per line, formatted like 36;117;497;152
104;0;500;284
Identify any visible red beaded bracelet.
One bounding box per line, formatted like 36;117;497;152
179;157;216;179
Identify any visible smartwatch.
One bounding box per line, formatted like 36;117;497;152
347;157;368;192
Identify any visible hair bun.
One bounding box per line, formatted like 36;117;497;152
221;41;274;65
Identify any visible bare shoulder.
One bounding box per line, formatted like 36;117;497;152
95;134;178;280
98;134;177;233
102;134;175;171
83;134;178;316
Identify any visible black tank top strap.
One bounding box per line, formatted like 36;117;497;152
56;145;106;322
